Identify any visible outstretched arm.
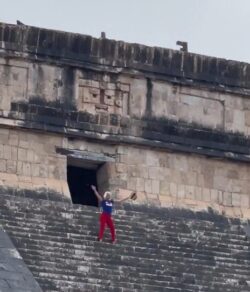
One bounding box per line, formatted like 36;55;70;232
115;191;136;203
91;185;103;202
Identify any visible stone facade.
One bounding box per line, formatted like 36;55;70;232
1;22;250;217
1;57;250;135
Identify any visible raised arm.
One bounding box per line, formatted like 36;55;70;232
91;185;103;202
115;191;136;203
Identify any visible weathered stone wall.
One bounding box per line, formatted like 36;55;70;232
0;127;69;198
114;146;250;217
2;125;249;217
1;57;250;135
1;22;250;217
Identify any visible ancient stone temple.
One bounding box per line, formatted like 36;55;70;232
0;22;250;291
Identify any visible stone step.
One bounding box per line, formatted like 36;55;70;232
3;221;250;260
7;231;250;269
13;245;250;285
0;202;246;237
0;193;250;291
11;237;250;270
0;213;248;249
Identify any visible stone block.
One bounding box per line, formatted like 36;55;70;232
196;174;205;187
169;182;177;197
22;162;31;177
146;152;159;167
9;134;18;146
158;153;170;168
159;195;174;207
31;164;40;177
31;177;46;187
3;145;11;160
232;109;245;132
241;208;250;219
177;184;185;199
107;162;117;176
0;172;18;183
39;164;48;178
213;176;228;191
144;180;152;193
202;188;211;202
6;160;17;173
227;169;239;179
160;181;170;195
185;185;195;200
46;178;62;194
33;152;41;163
27;150;34;162
11;147;18;160
225;109;233;124
19;139;30;149
240;194;250;208
127;149;145;164
0;128;9;136
0;160;6;172
151;180;160;194
210;189;219;203
245;111;250;127
136;178;145;192
120;116;130;128
0;133;9;145
116;163;127;173
118;154;128;164
116;146;127;155
17;161;23;174
120;83;130;92
173;155;188;172
18;148;27;161
194;186;202;201
48;164;56;178
18;175;32;183
232;193;241;207
231;181;242;193
223;192;232;206
218;190;223;204
148;167;165;180
185;172;198;185
128;165;148;178
99;113;109;125
127;178;136;190
0;144;3;159
107;82;116;90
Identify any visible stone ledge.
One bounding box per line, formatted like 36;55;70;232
0;182;71;203
1;22;250;92
4;106;250;163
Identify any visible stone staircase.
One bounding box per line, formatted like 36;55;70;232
0;193;250;292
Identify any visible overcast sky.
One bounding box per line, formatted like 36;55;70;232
1;0;250;63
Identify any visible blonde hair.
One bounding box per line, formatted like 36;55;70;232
103;191;112;200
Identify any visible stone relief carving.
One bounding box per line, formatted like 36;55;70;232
78;77;130;115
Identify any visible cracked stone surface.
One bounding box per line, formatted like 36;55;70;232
0;193;250;291
0;227;42;292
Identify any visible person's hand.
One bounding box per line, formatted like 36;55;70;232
130;192;137;200
91;185;96;191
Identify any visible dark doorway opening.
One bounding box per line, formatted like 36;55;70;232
67;165;98;207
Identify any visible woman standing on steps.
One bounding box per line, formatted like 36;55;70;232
91;185;137;243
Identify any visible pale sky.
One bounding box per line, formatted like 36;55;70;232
1;0;250;63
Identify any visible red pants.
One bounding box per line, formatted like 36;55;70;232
98;212;116;242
